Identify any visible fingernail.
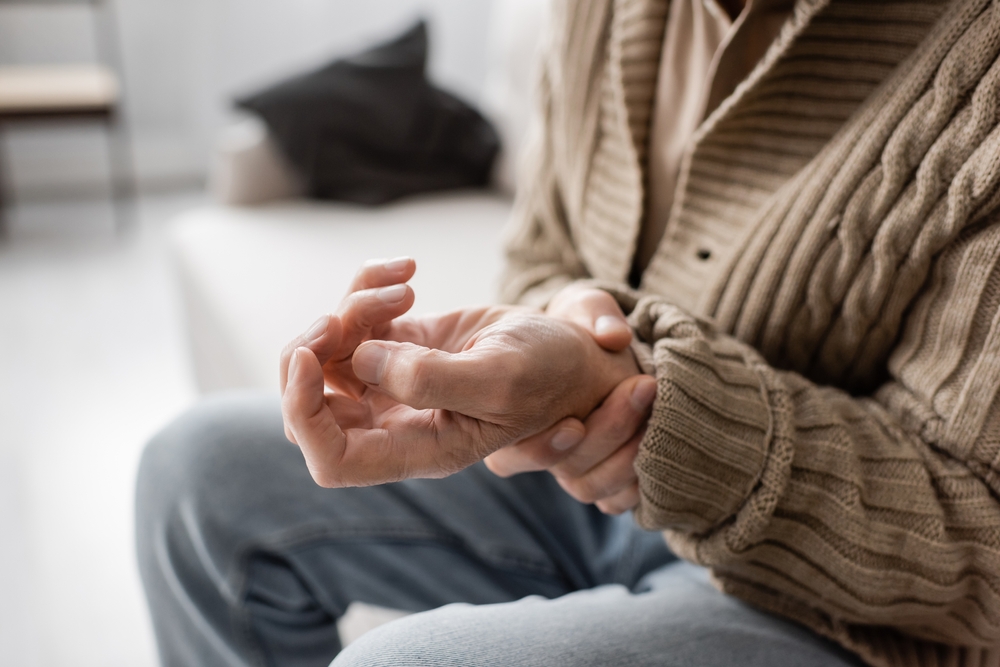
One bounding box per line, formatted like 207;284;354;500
630;379;657;412
377;284;408;304
551;428;583;451
288;347;302;382
304;314;329;342
385;257;411;273
595;315;628;337
353;343;389;385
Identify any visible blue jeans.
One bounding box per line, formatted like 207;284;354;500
136;392;867;667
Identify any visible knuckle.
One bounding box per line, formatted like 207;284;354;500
281;338;304;362
592;290;619;310
590;398;643;442
492;437;566;476
579;289;606;307
516;444;560;472
607;409;641;440
573;289;612;316
563;290;590;310
340;292;383;331
353;260;380;284
306;463;339;489
340;290;368;316
551;456;585;480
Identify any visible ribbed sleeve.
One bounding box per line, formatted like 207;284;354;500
599;220;1000;664
628;299;777;536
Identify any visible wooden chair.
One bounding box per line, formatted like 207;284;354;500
0;0;135;237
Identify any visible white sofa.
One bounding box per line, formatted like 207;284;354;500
169;0;547;394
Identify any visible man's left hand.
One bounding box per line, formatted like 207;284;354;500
484;285;655;515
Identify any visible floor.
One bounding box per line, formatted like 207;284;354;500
0;193;202;667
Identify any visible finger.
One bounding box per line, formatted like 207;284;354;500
290;387;371;440
326;403;492;486
595;483;640;516
280;314;343;395
548;287;632;352
484;418;585;478
352;340;497;415
551;374;656;480
555;437;640;505
348;257;416;295
306;287;416;401
334;284;416;360
282;347;349;487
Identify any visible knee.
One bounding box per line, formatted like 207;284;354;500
135;391;285;552
333;605;477;667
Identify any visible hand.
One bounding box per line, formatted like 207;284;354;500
484;284;653;515
546;282;635;353
485;374;655;514
280;261;640;488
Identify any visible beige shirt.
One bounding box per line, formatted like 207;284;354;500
635;0;792;276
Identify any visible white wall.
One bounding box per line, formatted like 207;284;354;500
0;0;493;198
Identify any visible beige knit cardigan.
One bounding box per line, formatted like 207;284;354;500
501;0;1000;665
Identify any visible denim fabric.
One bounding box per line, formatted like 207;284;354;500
335;563;868;667
136;392;866;667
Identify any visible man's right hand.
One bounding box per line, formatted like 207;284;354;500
278;260;640;488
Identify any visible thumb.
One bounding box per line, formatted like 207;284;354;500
352;340;492;415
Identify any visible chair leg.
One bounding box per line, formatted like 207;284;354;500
106;112;137;235
0;126;9;241
94;0;137;235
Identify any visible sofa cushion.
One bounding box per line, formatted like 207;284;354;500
235;21;500;205
213;1;550;206
210;115;305;206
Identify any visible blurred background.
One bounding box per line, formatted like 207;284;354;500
0;0;493;202
0;0;543;664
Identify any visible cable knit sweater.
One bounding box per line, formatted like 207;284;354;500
501;0;1000;665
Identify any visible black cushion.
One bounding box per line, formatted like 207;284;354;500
236;21;500;205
